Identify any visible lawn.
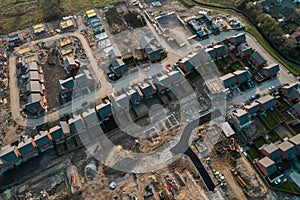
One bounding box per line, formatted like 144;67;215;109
266;132;280;143
160;52;168;60
189;0;235;7
224;55;233;63
269;110;283;123
278;179;300;194
254;136;267;149
230;61;243;71
102;117;118;133
281;160;292;170
269;170;282;180
246;145;261;160
282;26;292;35
215;59;227;69
278;100;290;112
178;0;196;8
240;59;251;68
282;111;295;124
223;67;234;74
287;22;298;31
124;58;135;67
262;112;278;129
291;124;300;134
0;0;121;34
186;70;201;82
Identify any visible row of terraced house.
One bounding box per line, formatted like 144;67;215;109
257;134;300;177
0;69;187;174
16;46;48;116
227;83;299;131
175;33;280;89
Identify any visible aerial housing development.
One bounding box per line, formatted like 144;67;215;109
0;0;299;199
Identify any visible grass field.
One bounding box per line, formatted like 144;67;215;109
0;0;121;34
269;110;283;123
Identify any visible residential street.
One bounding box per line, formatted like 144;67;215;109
9;31;176;128
230;33;297;104
9;31;112;128
8;28;298;129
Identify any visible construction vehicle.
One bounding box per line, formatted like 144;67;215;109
229;137;235;151
67;165;81;193
231;168;247;189
237;175;247;188
165;180;173;193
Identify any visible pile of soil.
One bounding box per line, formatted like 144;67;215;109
105;7;145;35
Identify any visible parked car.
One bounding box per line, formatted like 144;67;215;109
248;80;255;88
274;179;282;185
108;72;115;78
268;86;275;91
249;95;256;101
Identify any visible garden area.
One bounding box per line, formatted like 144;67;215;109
282;111;295;124
270;110;284;123
278;100;290;112
277;179;300;194
264;132;281;143
186;70;201;82
160;52;168;60
0;0;122;34
176;0;300;76
230;61;243;71
214;59;231;74
102;117;118;133
240;58;251;68
245;144;261;160
260;111;281;130
223;55;233;63
253;136;267;149
214;55;247;75
290;124;300;134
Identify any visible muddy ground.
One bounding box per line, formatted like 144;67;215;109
43;51;69;110
105;6;146;35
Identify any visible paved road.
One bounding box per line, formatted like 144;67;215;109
185;148;215;191
9;31;181;128
9;26;298;128
9;32;113;128
169;111;221;192
246;33;296;84
9;13;191;128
